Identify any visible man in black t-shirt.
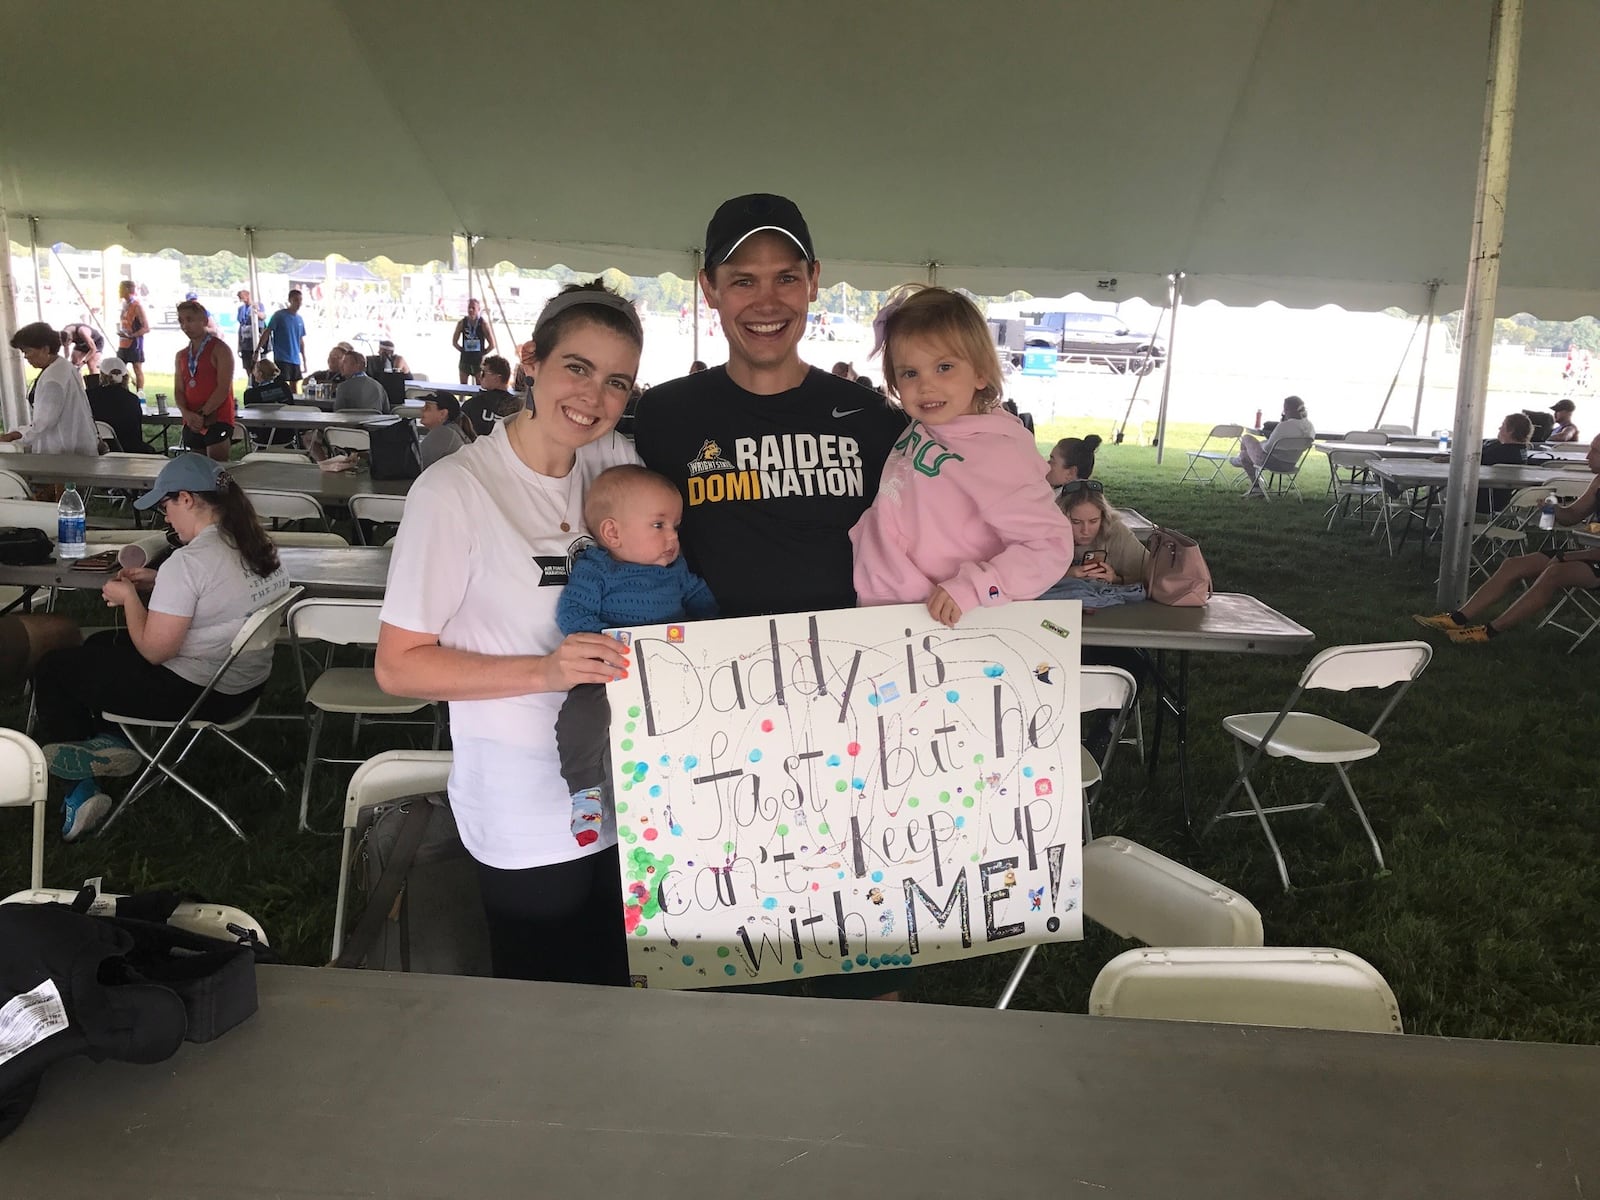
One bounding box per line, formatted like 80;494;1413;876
634;194;905;619
461;355;522;436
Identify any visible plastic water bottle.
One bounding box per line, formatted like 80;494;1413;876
1437;429;1451;452
1254;408;1262;429
57;485;87;560
1539;493;1557;531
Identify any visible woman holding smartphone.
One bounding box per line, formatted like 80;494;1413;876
1056;479;1148;583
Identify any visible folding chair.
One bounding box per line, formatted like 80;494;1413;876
267;530;350;548
97;588;302;841
1375;423;1414;436
1;887;269;946
94;420;121;452
1539;579;1600;653
1470;486;1549;578
1250;436;1314;501
349;492;407;544
289;598;438;834
0;469;30;499
1079;665;1138;841
239;449;314;465
331;750;453;960
244;488;330;532
326;428;372;456
995;836;1261;1009
1178;424;1243;486
248;405;322;451
1088;945;1403;1033
1210;641;1432;890
0;729;48;890
1323;449;1385;529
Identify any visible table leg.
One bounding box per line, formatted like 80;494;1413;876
1142;649;1195;829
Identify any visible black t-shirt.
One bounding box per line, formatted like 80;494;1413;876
244;380;295;407
633;366;907;617
86;382;155;454
1479;439;1530;511
463;388;522;437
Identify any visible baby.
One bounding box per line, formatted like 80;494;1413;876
555;465;717;844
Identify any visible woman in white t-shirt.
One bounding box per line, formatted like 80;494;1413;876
34;454;290;840
1234;395;1315;497
3;322;99;456
376;284;641;986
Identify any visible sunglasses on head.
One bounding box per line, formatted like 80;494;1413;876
1059;479;1104;495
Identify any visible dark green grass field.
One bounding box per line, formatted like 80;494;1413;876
4;419;1596;1042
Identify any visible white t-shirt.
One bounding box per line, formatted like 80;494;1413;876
148;524;291;692
22;357;99;455
380;421;641;869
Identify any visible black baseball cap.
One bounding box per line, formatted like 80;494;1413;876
1551;399;1576;413
704;193;815;268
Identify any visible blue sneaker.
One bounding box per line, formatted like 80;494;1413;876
43;733;141;780
61;778;111;842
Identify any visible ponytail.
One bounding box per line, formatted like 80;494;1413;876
199;473;281;578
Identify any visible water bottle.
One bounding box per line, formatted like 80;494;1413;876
155;393;168;415
1254;408;1262;429
1538;493;1557;531
1437;429;1450;452
57;485;87;560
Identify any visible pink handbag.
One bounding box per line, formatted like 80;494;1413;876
1144;529;1213;606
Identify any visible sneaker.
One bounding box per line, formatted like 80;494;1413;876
43;733;142;780
1412;612;1460;631
1445;623;1492;644
1243;488;1266;499
61;779;111;842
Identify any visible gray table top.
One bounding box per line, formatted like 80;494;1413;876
233;405;421;429
274;545;390;597
1081;591;1314;654
1318;441;1591;464
1368;459;1586;489
229;458;410;500
6;965;1596;1199
1117;505;1154;540
404;378;480;396
1;452;168;489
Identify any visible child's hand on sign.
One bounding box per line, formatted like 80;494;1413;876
926;585;962;629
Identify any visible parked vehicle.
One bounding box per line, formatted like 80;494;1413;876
1021;310;1165;375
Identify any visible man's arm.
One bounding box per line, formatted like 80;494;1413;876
202;342;235;417
1556;477;1600;526
481;320;495;352
452;319;464;353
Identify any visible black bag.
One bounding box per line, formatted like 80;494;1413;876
0;527;52;566
334;792;491;976
366;416;421;481
0;889;266;1142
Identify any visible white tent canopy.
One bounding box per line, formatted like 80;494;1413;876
2;0;1598;316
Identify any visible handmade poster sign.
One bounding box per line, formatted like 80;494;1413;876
605;601;1083;989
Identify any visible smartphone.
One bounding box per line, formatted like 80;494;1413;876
1081;550;1104;565
72;550;120;572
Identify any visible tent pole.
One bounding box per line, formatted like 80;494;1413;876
1409;280;1441;437
1152;272;1184;463
28;217;43;321
246;228;262;350
477;265;517;363
1115;294;1170;443
1371;309;1426;429
927;261;938;285
465;234;475;311
51;245;108;341
1438;0;1523;611
692;249;702;362
0;208;28;431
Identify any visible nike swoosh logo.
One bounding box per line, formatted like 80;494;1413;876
832;407;863;418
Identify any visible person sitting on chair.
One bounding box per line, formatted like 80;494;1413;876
1233;396;1313;497
1549;399;1580;443
87;357;157;454
1414;433;1600;644
1478;412;1533;512
462;355;521;435
1045;434;1101;488
32;455;289;840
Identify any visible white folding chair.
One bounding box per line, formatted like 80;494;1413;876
0;729;49;890
1539;578;1600;653
1088;946;1403;1033
996;836;1262;1010
1376;423;1414;436
289;598;437;834
267;529;350;548
1251;436;1315;501
94;420;121;453
331;750;452;961
1470;485;1549;578
326;428;372;456
1079;665;1138;841
239;449;315;465
0;469;31;499
245;488;330;532
1323;449;1385;529
349;492;407;544
98;588;302;841
1210;641;1432;890
1179;424;1243;486
249;405;322;450
1;887;269;946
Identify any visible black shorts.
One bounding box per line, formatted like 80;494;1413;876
118;338;145;364
274;359;303;383
459;351;484;376
181;421;235;450
238;341;256;363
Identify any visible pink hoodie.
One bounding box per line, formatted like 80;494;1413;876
850;410;1075;614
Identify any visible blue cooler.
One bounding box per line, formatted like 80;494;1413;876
1022;346;1057;376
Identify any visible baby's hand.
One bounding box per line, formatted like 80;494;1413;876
926;586;962;629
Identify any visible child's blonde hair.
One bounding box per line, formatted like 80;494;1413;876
877;285;1004;412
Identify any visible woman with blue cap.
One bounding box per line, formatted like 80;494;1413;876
33;454;289;840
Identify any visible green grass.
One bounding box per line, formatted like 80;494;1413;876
5;421;1597;1043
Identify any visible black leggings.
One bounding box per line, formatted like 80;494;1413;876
473;844;629;986
34;630;260;743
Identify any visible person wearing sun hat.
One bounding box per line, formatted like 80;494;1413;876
86;356;157;454
1549;398;1579;443
31;454;288;840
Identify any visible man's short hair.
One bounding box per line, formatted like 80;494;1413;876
480;354;511;383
